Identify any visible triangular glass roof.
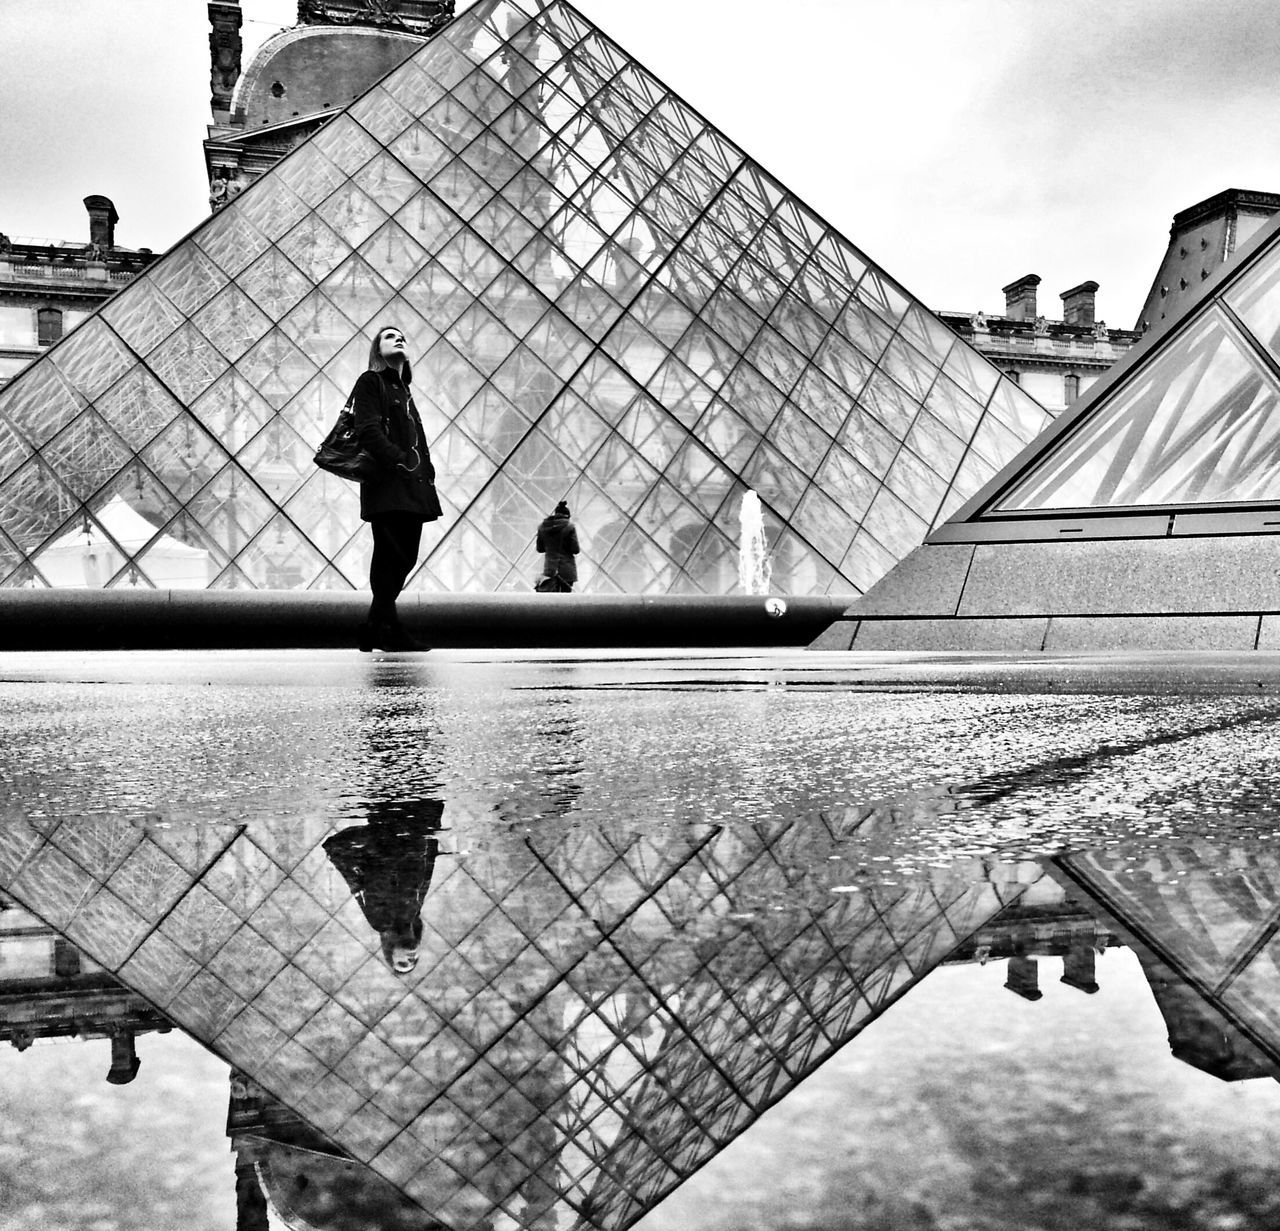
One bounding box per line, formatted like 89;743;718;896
934;210;1280;532
0;807;1036;1230
0;0;1049;596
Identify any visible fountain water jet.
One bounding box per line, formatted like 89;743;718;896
737;491;772;595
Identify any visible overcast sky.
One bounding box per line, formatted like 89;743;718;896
3;0;1279;330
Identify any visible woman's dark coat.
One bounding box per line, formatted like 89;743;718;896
322;802;444;947
352;367;442;523
536;514;579;584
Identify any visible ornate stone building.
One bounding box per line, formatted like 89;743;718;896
937;275;1143;415
205;0;454;211
0;197;158;388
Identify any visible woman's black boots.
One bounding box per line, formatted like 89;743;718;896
359;600;428;652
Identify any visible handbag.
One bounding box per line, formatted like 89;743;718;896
313;393;376;482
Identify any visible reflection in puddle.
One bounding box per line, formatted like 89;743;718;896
7;816;1280;1230
5;671;1280;1228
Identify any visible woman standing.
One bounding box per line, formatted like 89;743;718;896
353;324;441;651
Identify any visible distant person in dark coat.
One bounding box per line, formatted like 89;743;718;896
535;501;579;593
323;798;445;975
352;324;442;652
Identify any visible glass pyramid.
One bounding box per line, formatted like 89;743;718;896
951;212;1280;523
0;809;1040;1230
1059;843;1280;1064
0;0;1050;597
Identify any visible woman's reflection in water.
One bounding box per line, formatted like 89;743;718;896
334;666;449;974
325;799;444;974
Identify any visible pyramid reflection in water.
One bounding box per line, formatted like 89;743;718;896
0;0;1049;596
0;810;1042;1230
1059;841;1280;1079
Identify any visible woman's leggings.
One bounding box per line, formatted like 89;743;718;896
369;514;423;610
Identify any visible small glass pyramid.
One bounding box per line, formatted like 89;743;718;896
953;214;1280;522
0;0;1049;596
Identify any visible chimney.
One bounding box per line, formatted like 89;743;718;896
1060;280;1099;327
83;195;118;249
1002;274;1041;321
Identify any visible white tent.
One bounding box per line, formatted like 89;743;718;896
33;495;210;588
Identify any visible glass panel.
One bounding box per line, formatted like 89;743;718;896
0;416;32;481
319;255;396;331
470;195;539;261
1225;252;1280;357
192;369;278;455
236;417;314;505
791;484;858;564
646;355;714;429
236;247;313;322
884;445;947;513
274;142;348;208
770;404;832;475
100;275;185;356
309;114;381;176
694;399;761;472
817;445;879;522
280;291;361;367
0;456;77;554
904;412;966;484
190;286;273;362
860;486;928;558
942;338;1001;406
455;384;531;461
186;464;276;564
415;338;488;420
146;324;230;406
445;303;520;376
277;215;351;283
42;411;132;502
234;175;311;242
790;365;853;437
986;375;1052;439
48;318;135;400
741;441;807;517
431;420;499;508
897;304;956;366
876;335;937;401
922;371;985;441
141;414;235;503
235;330;318;410
234;513;328;589
997;310;1280;510
317;182;388;248
347;85;416;145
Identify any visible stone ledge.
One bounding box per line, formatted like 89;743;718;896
0;589;849;650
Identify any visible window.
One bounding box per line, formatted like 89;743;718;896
1064;373;1080;403
37;308;63;346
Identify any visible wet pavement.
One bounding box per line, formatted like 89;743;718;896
4;649;1280;1230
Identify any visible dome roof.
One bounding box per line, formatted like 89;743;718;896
233;25;424;129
